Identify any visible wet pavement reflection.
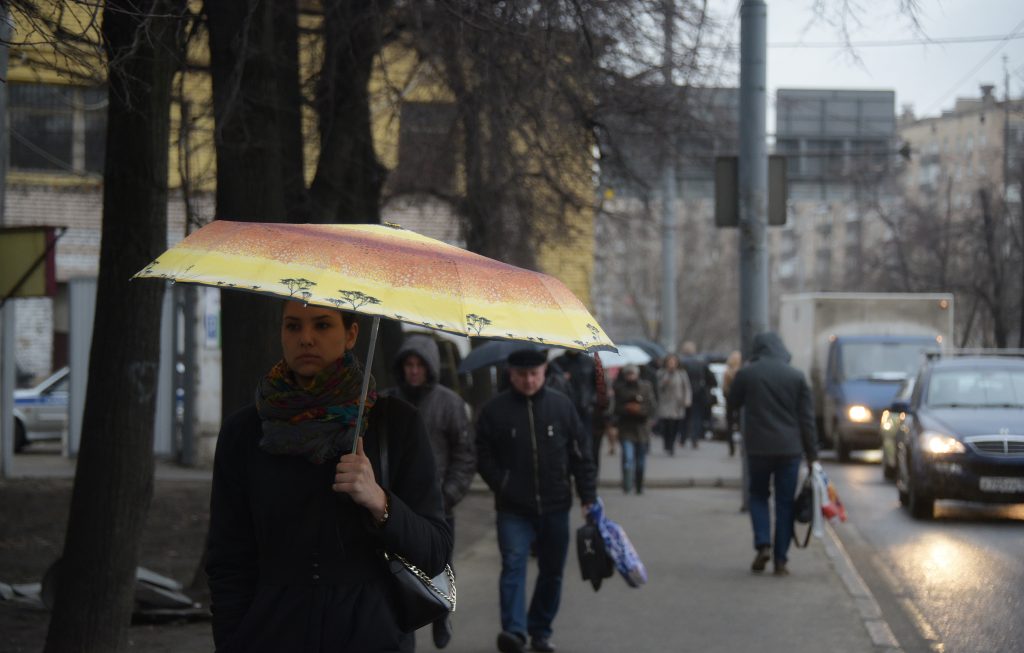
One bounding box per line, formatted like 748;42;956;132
824;454;1024;653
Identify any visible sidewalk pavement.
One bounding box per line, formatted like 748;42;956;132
449;439;894;653
6;447;213;481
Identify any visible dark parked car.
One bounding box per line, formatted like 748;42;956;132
894;355;1024;519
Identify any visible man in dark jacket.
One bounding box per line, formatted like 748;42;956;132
552;350;610;474
383;334;475;648
476;348;597;653
727;332;818;576
680;341;716;449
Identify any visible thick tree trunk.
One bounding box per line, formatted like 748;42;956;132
206;0;290;416
43;3;184;652
309;0;390;225
273;0;311;223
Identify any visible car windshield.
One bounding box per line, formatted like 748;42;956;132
840;342;935;381
926;367;1024;408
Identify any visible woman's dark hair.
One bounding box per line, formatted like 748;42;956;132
281;300;356;328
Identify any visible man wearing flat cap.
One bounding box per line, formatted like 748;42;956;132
476;346;597;653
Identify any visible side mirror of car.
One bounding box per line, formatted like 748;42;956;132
890;400;911;414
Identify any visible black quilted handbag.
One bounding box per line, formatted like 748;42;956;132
379;426;456;632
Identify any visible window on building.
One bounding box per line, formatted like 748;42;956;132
392;101;457;195
8;83;107;174
815;248;832;286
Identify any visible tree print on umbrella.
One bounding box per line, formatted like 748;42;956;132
573;324;603;348
281;278;316;302
467;313;492;335
332;290;383;310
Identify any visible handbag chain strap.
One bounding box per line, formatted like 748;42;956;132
378;410;457;611
384;551;457;606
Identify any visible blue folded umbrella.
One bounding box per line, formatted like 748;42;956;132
587;499;647;588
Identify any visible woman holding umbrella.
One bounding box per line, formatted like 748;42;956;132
205;301;452;652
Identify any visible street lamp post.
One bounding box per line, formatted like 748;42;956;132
738;0;769;358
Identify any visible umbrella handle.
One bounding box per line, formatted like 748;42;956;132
352;316;381;454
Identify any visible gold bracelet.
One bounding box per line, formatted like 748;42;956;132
376;490;390;528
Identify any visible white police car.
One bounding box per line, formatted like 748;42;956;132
13;367;69;452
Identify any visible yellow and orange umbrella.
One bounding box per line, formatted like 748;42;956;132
134;220;615;353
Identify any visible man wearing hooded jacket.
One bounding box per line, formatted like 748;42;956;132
383;334;475;648
476;348;597;653
727;332;818;577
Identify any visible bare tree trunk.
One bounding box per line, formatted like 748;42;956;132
44;3;185;651
206;0;290;416
274;0;311;223
308;0;390;225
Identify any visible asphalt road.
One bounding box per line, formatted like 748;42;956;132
822;453;1024;653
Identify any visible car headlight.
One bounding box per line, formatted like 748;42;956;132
847;405;873;423
921;430;965;455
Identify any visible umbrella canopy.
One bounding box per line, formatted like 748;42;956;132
134;221;614;353
457;341;548;374
618;338;668;361
597;344;651;368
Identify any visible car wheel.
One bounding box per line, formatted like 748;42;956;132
14;419;27;453
834;422;851;463
905;459;934;520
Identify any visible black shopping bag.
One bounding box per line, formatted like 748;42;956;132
576;521;614;591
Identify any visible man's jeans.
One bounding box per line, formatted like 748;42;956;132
496;510;570;640
747;455;801;564
620;440;648;492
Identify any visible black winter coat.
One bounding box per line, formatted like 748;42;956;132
475;386;597;516
206;396;452;653
727;332;818;460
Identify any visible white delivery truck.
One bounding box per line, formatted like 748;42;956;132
778;293;954;461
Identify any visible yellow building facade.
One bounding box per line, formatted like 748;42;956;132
5;4;595;308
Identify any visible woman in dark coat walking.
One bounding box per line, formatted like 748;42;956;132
206;301;452;652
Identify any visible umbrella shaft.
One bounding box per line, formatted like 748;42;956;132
352;316;381;453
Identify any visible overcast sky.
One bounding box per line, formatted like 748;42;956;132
714;0;1024;127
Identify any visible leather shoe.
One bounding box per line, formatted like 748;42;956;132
773;561;790;576
530;637;556;652
432;615;453;648
751;546;771;572
497;631;526;653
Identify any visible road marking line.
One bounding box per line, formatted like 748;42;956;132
824;522;904;651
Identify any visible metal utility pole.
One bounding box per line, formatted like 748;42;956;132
660;0;678;353
738;0;769;358
1;7;14;479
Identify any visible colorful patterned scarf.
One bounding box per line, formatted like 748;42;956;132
255;351;376;464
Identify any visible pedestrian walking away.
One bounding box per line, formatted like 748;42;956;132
205;301;452;653
655;354;691;456
727;332;818;577
475;347;598;653
721;350;743;458
552;350;605;475
680;342;716;449
613;365;657;494
382;334;476;649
